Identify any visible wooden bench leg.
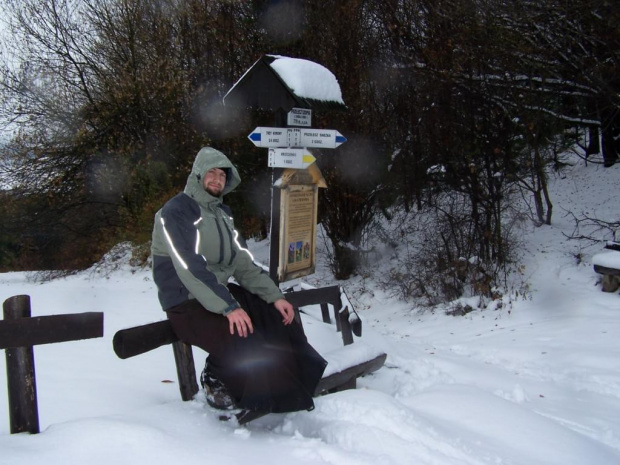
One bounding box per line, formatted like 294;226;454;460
601;274;620;292
320;303;331;324
339;306;354;346
171;341;199;401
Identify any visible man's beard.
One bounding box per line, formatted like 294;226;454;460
206;185;222;197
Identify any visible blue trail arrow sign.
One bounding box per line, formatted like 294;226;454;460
248;127;346;149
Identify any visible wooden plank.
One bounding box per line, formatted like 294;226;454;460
594;264;620;276
314;353;387;395
0;312;103;350
285;286;341;309
113;320;178;359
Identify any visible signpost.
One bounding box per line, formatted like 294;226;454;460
247;123;346;282
268;148;316;169
248;127;347;149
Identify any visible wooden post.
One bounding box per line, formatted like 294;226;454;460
171;341;199;401
268;108;288;285
269;166;283;284
339;306;354;346
1;296;103;434
3;295;40;434
320;303;331;324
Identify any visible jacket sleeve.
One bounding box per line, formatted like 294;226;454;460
230;228;285;304
159;197;239;315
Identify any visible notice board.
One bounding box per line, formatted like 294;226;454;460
278;183;318;282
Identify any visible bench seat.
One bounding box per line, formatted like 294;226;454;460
113;286;387;407
593;251;620;292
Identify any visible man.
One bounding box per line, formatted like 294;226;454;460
151;147;327;417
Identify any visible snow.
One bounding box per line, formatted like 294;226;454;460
1;153;620;465
592;251;620;269
268;55;345;104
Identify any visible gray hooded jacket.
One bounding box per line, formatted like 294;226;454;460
151;147;284;314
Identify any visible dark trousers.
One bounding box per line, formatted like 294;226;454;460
166;284;327;413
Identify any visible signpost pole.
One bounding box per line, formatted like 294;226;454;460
269;109;286;284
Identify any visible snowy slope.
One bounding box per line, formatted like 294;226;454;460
0;153;619;465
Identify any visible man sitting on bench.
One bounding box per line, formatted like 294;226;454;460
151;147;327;418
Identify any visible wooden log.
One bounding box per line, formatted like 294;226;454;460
3;295;40;434
172;341;199;401
113;320;178;359
0;312;103;350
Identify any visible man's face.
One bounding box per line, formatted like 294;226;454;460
203;168;227;197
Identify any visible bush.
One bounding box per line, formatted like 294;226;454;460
374;193;524;306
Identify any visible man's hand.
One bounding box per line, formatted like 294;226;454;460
226;308;253;337
274;299;295;325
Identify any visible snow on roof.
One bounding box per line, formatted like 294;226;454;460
267;55;344;104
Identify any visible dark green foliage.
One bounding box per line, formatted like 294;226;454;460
0;0;618;295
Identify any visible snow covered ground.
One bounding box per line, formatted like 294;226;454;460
1;153;619;465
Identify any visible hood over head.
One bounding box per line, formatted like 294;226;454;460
184;147;241;204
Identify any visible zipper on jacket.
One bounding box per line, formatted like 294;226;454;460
224;222;236;266
214;217;225;264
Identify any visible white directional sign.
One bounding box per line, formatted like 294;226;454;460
297;129;346;148
268;148;316;169
248;127;295;147
248;127;346;148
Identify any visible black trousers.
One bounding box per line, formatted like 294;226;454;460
166;284;327;413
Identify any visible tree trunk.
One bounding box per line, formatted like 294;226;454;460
586;125;600;158
331;243;358;280
601;109;619;167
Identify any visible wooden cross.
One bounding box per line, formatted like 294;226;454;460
1;295;103;434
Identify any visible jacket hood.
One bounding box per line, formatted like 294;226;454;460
184;147;241;205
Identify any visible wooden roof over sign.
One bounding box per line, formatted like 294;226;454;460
223;55;348;112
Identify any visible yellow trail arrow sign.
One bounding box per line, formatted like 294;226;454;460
268;148;316;169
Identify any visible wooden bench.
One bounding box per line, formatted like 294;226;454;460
113;285;387;420
593;242;620;293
